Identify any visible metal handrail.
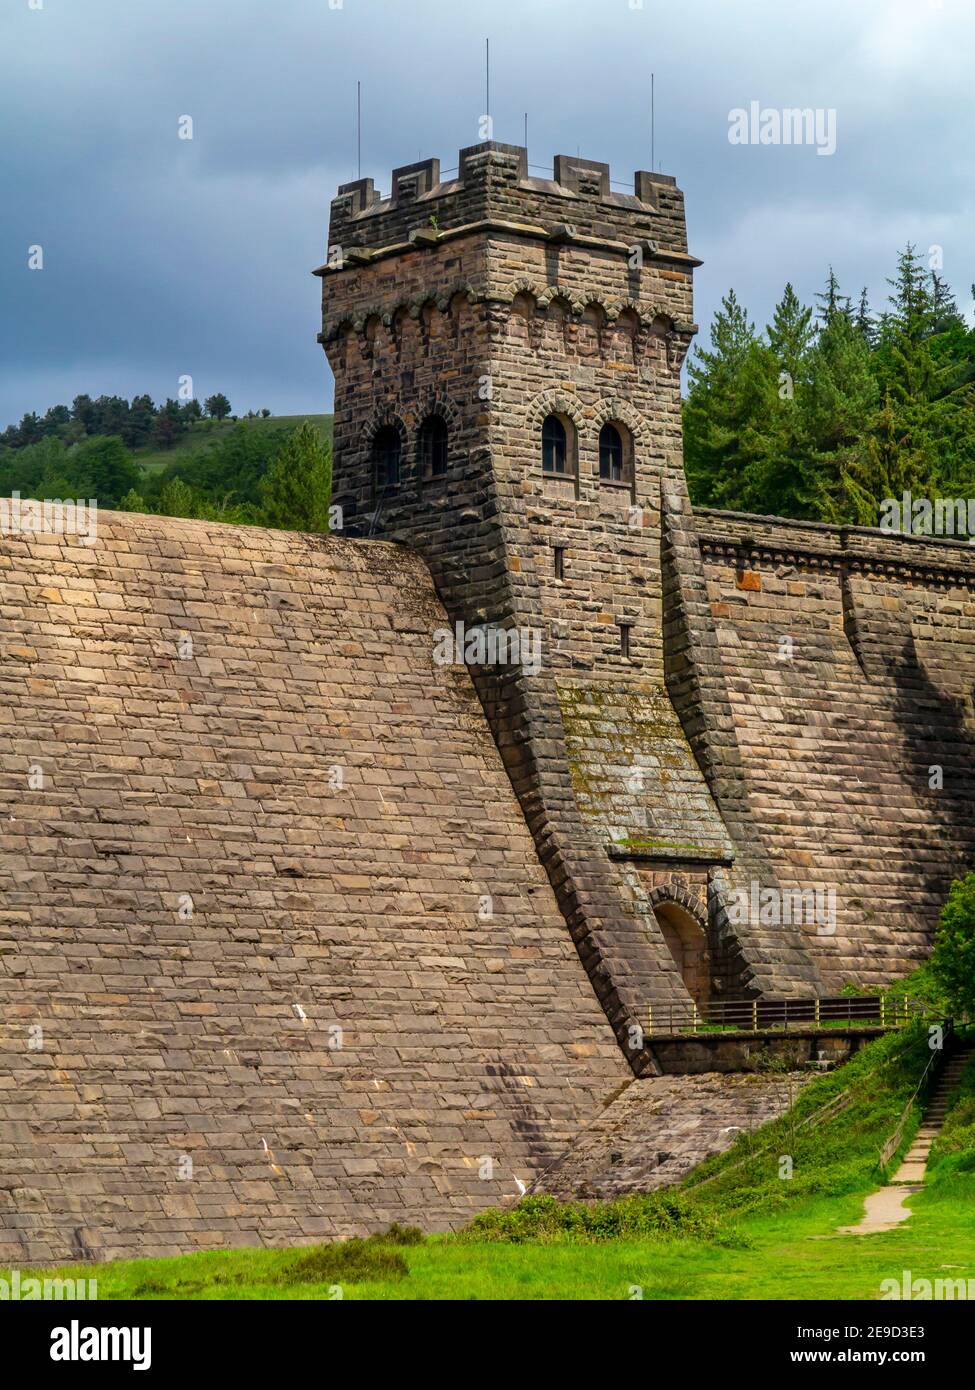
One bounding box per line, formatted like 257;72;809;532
877;1023;953;1169
684;1023;940;1193
646;995;928;1038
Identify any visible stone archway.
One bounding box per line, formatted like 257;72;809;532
653;900;710;1009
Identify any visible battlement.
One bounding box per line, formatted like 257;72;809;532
320;142;691;267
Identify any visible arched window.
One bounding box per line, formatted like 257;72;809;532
599;423;625;482
373;425;401;490
418;415;448;478
542;414;568;474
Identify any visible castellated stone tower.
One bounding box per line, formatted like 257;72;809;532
317;143;822;1065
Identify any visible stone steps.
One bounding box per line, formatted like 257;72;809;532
839;1044;972;1233
889;1044;973;1185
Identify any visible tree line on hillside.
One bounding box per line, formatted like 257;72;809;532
0;418;331;534
1;391;244;453
683;245;975;525
6;241;973;537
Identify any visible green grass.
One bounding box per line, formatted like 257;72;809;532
37;1186;975;1301
34;1026;975;1300
135;414;331;475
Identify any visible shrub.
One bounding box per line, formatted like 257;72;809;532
931;871;975;1020
274;1240;408;1284
367;1222;424;1246
458;1192;718;1244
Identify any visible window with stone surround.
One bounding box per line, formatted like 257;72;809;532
373;425;402;490
418;415;448;479
599;422;632;484
541;414;571;476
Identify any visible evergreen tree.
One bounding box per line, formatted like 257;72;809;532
41;404;72;436
71;394;97;433
118;488;149;514
205;393;232;421
931;273;964;332
259;420;332;533
815;267;852;327
855;288;877;349
123;394;157;448
683;291;779;509
157;477;196;517
766;283;815;383
153;399;186;449
17;412;43;446
94;395;129;438
73;435;141;507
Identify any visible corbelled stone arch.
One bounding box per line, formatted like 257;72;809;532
440;278;479;308
324;311;356;343
411;294;448;351
442;280;479;341
576;295;608;358
647;888;711;1009
324;315;359;368
500;276;544;305
504;284;540;350
387;302;414;360
360;311;386;364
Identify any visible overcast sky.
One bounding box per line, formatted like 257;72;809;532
2;0;973;428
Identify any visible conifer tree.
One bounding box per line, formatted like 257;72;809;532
259;421;332;533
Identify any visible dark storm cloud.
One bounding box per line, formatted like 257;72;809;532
2;0;973;427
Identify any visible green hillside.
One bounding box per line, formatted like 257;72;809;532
135;414;332;474
0;413;335;529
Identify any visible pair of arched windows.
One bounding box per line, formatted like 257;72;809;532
541;415;630;483
372;415;448;491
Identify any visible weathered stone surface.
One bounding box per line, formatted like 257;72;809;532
321;143;724;1056
693;511;975;993
0;511;627;1262
321;142;975;1018
3;145;975;1262
532;1071;811;1199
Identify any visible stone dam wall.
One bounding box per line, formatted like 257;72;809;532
0;510;626;1263
2;502;975;1260
692;509;975;994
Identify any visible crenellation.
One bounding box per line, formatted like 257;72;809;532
321;145;744;1058
3;141;973;1264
